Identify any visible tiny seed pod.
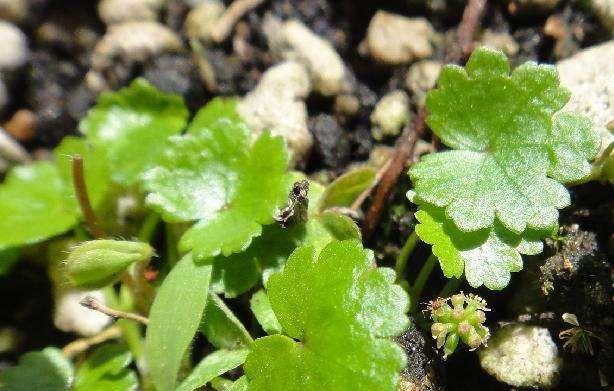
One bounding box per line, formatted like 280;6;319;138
65;239;153;289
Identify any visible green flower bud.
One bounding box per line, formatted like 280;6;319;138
428;291;490;359
65;240;153;289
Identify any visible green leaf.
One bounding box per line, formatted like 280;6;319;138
176;349;249;391
229;376;248;391
0;162;76;249
201;294;252;349
80;78;189;185
245;240;409;390
250;290;282;335
318;167;376;211
74;344;137;391
412;47;600;233
54;136;111;210
415;204;544;289
145;254;212;391
0;347;74;391
142;99;291;260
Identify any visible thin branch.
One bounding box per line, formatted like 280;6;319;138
62;325;122;358
362;0;487;240
80;295;149;326
445;0;487;63
362;107;426;239
350;158;392;213
72;155;105;239
210;0;266;43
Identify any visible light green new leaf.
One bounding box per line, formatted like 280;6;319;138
245;240;410;390
142;99;291;260
201;293;253;349
415;204;544;290
74;344;137;391
54;136;111;210
318;167;376;211
145;254;212;391
411;47;600;233
80;78;189;185
0;162;77;249
250;290;282;335
0;347;74;391
176;349;249;391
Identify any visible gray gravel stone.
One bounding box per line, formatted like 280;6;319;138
479;324;562;389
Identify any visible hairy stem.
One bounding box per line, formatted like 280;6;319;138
72;155;105;239
80;295;149;325
61;325;122;358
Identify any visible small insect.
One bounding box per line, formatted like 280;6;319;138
275;180;309;228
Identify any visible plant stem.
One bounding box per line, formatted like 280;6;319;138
410;254;437;312
61;325;122;358
80;295;149;325
395;231;418;281
138;213;160;243
72;155;105;239
438;277;462;298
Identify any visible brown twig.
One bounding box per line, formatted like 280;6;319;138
61;325;122;358
72;155;105;239
211;0;266;43
80;295;149;326
445;0;488;63
362;0;487;240
362;108;426;239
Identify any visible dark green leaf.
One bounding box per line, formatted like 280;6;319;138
0;347;73;391
74;344;137;391
175;349;248;391
201;294;252;350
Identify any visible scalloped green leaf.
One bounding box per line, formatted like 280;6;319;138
0;162;77;249
0;347;74;391
79;78;189;185
142;99;291;260
74;344;137;391
244;240;409;390
411;47;600;233
415;204;544;290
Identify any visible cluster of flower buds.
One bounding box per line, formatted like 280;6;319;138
428;292;490;359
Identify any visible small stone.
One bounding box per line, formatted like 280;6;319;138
557;41;614;159
309;114;350;169
3;109;36;142
54;289;111;336
591;0;614;34
91;22;183;71
98;0;166;25
334;94;360;118
370;90;410;141
479;29;519;57
238;61;313;167
264;16;346;96
368;145;394;169
184;0;225;43
0;0;28;23
0;21;28;70
365;11;434;65
479;324;561;389
405;60;441;105
143;53;206;111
